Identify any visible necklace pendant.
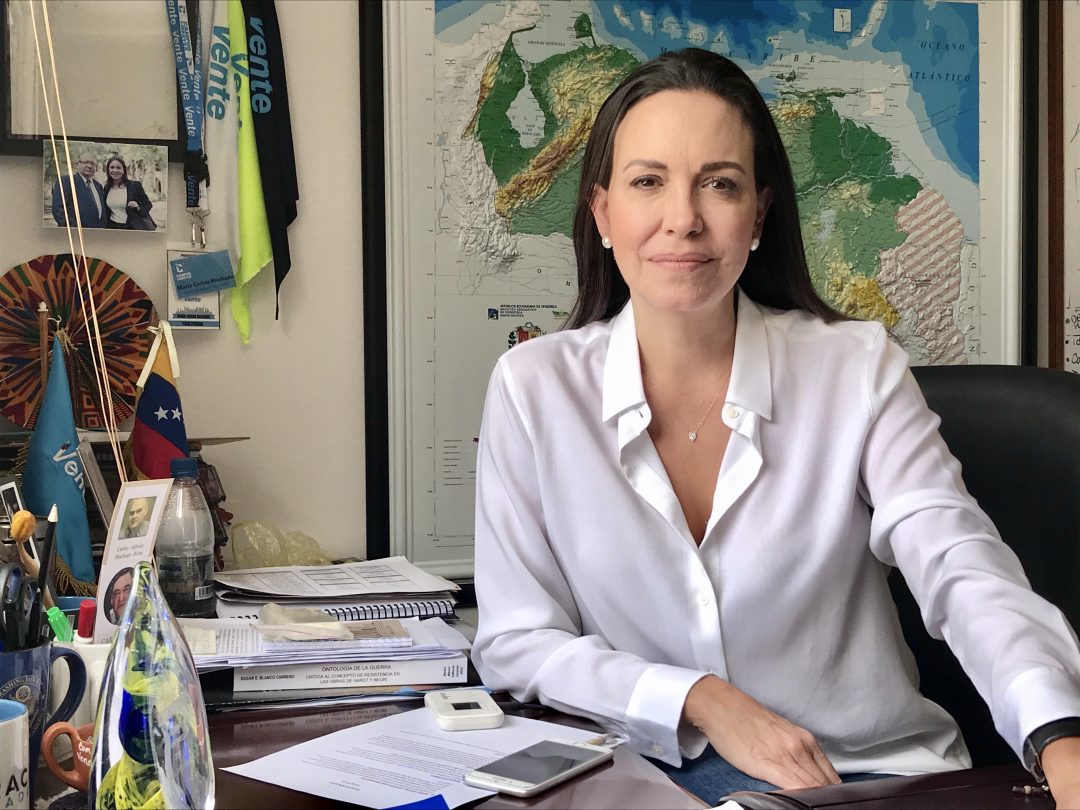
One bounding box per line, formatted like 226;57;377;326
688;431;698;443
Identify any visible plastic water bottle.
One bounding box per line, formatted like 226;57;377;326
155;457;215;618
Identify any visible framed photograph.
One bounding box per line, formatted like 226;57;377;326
94;477;171;642
362;0;1039;578
0;475;23;526
42;139;167;232
77;440;113;529
0;0;186;158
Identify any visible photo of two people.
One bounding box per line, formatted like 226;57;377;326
42;139;168;232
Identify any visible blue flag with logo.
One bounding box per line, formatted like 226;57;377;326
22;335;95;583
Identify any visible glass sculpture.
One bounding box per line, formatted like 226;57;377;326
89;561;214;809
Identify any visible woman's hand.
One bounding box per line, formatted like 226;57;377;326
683;675;841;790
1041;736;1080;808
127;200;139;209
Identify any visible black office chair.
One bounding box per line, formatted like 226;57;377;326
889;365;1080;766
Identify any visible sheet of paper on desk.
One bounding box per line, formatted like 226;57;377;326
223;706;600;809
214;556;459;598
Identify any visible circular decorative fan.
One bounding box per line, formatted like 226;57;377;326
0;254;155;430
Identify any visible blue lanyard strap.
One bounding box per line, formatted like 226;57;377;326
165;0;208;209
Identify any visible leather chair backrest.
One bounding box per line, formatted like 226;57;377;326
892;365;1080;766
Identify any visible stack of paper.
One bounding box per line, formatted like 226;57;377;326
183;617;469;670
258;619;414;652
214;557;460;622
184;615;473;695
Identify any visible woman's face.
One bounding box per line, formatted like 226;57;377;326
591;90;771;320
107;161;124;181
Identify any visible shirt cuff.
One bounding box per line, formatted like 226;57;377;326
625;664;708;766
999;667;1080;758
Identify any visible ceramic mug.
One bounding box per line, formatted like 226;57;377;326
0;643;87;787
42;721;93;792
0;698;30;809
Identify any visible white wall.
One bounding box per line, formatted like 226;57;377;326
0;0;367;560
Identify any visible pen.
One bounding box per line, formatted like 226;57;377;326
45;605;72;642
38;505;58;610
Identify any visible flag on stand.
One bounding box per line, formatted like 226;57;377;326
127;322;190;480
22;335;95;584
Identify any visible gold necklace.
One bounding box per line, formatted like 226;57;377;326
643;368;730;443
688;388;723;443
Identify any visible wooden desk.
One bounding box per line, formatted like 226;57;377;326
208;702;706;809
208;702;1055;810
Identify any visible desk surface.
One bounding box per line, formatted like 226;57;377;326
208;701;706;809
207;701;1054;810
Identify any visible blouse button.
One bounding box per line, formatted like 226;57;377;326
724;405;741;421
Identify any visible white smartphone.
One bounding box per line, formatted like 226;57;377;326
463;739;614;797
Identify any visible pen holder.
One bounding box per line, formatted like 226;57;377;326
48;640;110;759
0;642;86;793
56;596;86;635
89;561;214;809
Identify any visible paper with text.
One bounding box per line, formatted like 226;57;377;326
213;556;459;598
223;706;599;809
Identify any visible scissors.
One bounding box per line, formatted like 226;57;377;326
0;563;39;651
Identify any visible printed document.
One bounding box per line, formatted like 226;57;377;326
214;556;459;598
224;705;600;809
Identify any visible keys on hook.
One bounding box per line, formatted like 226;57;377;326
189;208;207;249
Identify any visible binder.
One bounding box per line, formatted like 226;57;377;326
215;595;457;622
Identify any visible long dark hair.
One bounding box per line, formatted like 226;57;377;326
566;48;841;329
104;155;129;189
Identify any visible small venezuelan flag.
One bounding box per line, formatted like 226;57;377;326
127;322;189;480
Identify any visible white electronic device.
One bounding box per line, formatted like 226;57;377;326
424;688;505;731
463;739;615;797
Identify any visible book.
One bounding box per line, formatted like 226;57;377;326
215;595;458;622
232;651;469;692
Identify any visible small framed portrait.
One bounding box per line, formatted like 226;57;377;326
0;476;23;526
102;566;135;626
95;477;172;641
42;139;168;232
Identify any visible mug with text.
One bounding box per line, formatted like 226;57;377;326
0;698;30;810
0;643;86;788
43;721;94;793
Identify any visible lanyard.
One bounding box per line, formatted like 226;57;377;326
165;0;208;219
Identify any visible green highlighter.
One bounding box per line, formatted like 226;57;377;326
45;605;73;643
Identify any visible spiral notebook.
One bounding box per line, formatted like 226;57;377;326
215;594;457;622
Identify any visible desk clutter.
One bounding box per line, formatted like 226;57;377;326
212;555;460;621
184;557;468;712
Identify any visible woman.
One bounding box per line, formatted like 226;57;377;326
471;49;1080;805
102;155;155;230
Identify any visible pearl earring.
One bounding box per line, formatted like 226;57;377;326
601;236;612;249
750;237;760;252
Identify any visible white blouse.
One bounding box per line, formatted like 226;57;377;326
105;187;128;224
471;294;1080;776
